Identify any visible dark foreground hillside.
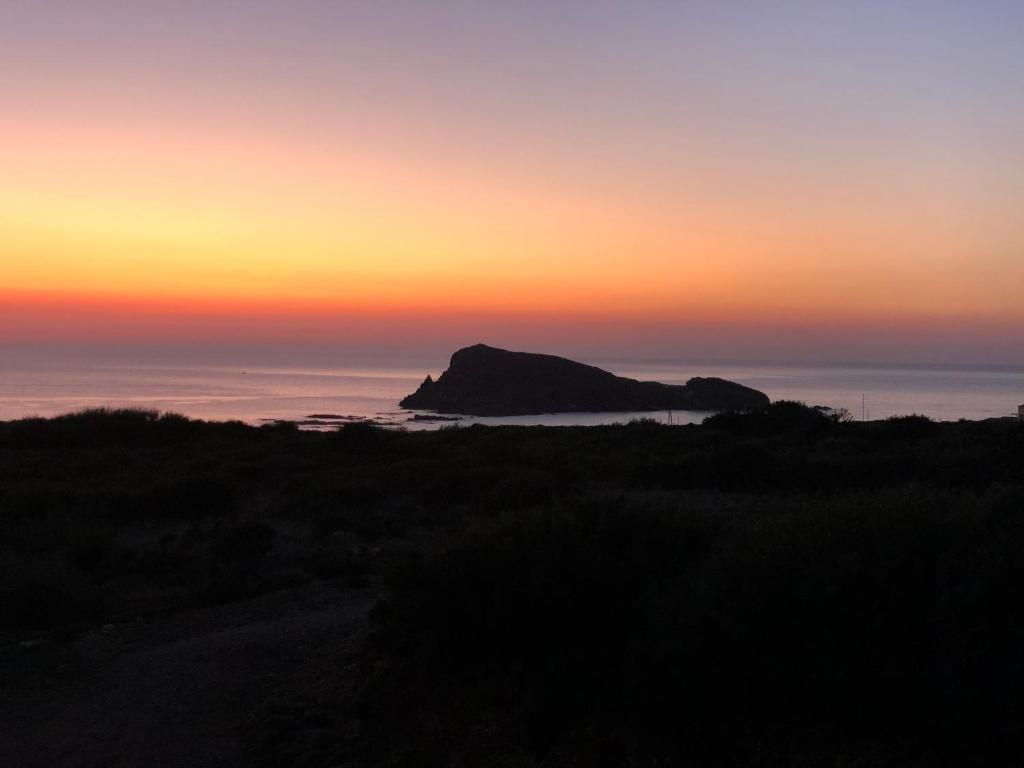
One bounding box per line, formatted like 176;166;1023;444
1;405;1023;766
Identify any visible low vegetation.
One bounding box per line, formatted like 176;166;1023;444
1;405;1022;765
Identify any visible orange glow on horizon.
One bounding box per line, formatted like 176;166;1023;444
3;3;1022;359
4;287;1021;349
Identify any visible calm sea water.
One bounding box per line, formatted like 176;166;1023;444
0;358;1020;427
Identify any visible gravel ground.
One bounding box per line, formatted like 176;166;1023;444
0;582;375;768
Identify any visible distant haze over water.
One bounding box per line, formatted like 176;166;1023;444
1;351;1020;426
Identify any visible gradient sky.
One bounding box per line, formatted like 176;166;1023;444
3;1;1022;362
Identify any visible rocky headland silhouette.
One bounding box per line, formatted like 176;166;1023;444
400;343;770;416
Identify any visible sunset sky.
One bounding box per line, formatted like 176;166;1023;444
3;1;1022;363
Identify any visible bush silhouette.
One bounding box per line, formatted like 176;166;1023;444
364;485;1024;764
3;408;1024;765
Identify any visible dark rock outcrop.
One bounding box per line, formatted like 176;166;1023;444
400;344;770;416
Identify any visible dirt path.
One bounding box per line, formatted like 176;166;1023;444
0;582;375;768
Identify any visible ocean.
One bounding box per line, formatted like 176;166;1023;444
0;357;1020;428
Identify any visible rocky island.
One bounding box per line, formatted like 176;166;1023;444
400;343;770;416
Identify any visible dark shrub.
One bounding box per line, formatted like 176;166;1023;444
703;400;834;438
4;408;201;449
307;536;371;582
362;488;1024;764
0;557;103;631
202;565;255;604
110;475;238;521
69;528;116;571
874;413;940;439
329;421;388;454
210;520;276;561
